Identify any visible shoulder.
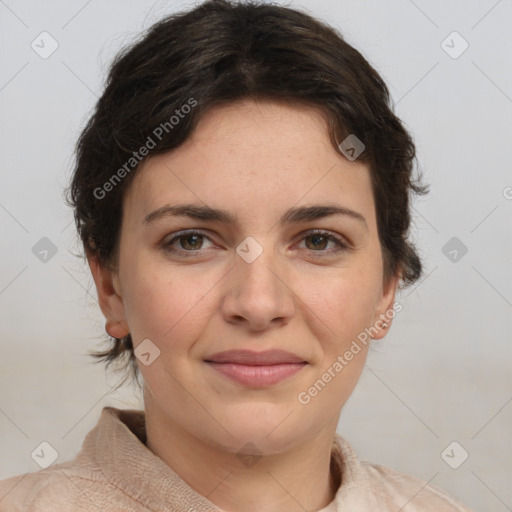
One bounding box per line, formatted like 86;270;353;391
331;435;474;511
0;462;131;512
0;407;148;511
361;461;473;511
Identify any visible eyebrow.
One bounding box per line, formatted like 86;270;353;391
143;203;367;228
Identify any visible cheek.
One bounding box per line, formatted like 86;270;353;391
119;233;383;352
296;273;379;410
119;253;217;346
304;268;381;346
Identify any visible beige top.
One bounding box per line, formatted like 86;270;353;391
0;407;473;511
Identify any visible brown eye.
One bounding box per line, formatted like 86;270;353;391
299;230;349;255
162;230;215;256
304;234;329;251
179;233;204;250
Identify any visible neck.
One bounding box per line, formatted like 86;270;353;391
144;402;339;512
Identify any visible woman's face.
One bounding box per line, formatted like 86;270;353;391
95;99;398;454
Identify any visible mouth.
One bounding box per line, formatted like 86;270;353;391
204;349;308;387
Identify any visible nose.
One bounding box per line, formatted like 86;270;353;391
220;242;295;332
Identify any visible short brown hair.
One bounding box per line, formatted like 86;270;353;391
66;0;427;385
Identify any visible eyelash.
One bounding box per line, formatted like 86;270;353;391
162;229;350;258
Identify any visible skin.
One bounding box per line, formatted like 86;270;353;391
88;99;399;512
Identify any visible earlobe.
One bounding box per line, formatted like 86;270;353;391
371;273;400;340
105;319;129;339
86;251;130;338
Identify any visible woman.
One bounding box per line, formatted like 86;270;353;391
0;1;474;510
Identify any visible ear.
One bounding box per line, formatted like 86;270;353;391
370;271;400;341
86;250;130;339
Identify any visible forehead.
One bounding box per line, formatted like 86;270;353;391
124;99;375;224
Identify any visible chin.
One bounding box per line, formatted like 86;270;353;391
198;401;313;456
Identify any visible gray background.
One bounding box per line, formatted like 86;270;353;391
1;1;511;510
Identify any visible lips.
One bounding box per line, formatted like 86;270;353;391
204;350;307;387
205;349;306;365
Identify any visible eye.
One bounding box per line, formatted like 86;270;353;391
162;228;350;258
298;229;349;255
162;230;215;256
